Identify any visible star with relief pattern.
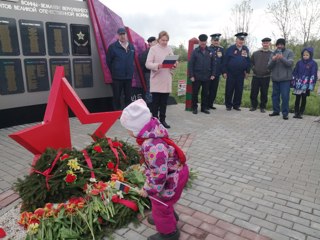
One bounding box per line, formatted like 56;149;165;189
9;66;121;164
77;31;85;40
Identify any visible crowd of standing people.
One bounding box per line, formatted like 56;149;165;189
106;27;319;125
188;32;318;120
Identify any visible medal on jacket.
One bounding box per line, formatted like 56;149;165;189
217;51;222;57
241;50;247;57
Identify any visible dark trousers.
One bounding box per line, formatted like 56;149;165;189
192;80;209;110
294;94;307;114
225;72;245;108
250;76;270;109
112;79;132;110
151;92;169;122
143;72;152;105
208;76;220;107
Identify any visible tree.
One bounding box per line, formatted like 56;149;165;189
231;0;253;34
266;0;296;41
230;0;253;48
173;44;188;62
295;0;320;46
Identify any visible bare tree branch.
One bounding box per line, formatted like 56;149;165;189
295;0;320;45
266;0;296;41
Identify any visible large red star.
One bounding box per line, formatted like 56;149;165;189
9;66;121;159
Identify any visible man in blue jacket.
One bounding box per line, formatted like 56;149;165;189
188;34;215;114
222;32;250;111
106;27;135;110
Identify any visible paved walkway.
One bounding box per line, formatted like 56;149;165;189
1;104;320;240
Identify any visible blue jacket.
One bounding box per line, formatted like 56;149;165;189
188;46;215;81
106;41;135;80
208;45;224;77
223;44;250;75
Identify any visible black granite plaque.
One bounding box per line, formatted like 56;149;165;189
19;20;46;56
46;22;69;56
49;58;72;85
70;24;91;56
0;59;24;95
24;59;49;92
0;17;20;56
73;58;93;88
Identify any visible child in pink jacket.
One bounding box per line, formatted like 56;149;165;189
120;99;189;240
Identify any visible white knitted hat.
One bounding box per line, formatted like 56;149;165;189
120;99;152;136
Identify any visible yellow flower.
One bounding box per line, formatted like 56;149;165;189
27;223;39;235
67;158;80;171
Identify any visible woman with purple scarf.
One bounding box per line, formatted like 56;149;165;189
291;47;318;119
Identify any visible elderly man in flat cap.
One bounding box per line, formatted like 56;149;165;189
222;32;250;111
106;27;135;110
188;34;215;114
249;37;272;113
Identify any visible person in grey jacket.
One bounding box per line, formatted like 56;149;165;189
268;38;294;120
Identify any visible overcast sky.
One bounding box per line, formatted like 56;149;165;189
100;0;280;50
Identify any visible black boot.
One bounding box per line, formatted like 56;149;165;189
293;112;299;118
147;211;179;225
160;121;171;129
147;229;180;240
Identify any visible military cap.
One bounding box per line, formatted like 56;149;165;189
235;32;248;40
117;27;126;34
198;34;208;42
210;33;221;40
147;36;156;43
261;37;271;42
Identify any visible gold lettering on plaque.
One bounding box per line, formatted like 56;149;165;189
28;26;39;53
53;29;63;53
0;25;13;53
74;63;82;87
5;65;17;91
26;64;38;90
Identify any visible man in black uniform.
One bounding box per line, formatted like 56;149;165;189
208;33;224;110
188;34;215;114
222;32;250;111
139;36;157;109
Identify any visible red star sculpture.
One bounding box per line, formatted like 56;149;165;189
9;66;121;162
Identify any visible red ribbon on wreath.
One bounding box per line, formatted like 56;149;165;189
106;138;127;172
111;195;138;212
82;149;96;180
33;150;63;190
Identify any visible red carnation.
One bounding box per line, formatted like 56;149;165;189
60;153;70;161
65;174;77;183
0;228;6;238
112;141;123;148
107;161;115;170
93;145;103;153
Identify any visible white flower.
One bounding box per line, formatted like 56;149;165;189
89;178;97;183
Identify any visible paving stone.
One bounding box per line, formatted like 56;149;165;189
2;104;320;240
276;225;306;240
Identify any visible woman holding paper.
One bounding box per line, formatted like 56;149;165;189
146;31;177;129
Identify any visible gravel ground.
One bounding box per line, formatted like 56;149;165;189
0;205;26;240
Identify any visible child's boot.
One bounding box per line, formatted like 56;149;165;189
147;229;180;240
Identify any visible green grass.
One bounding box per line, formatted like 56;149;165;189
172;61;320;116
